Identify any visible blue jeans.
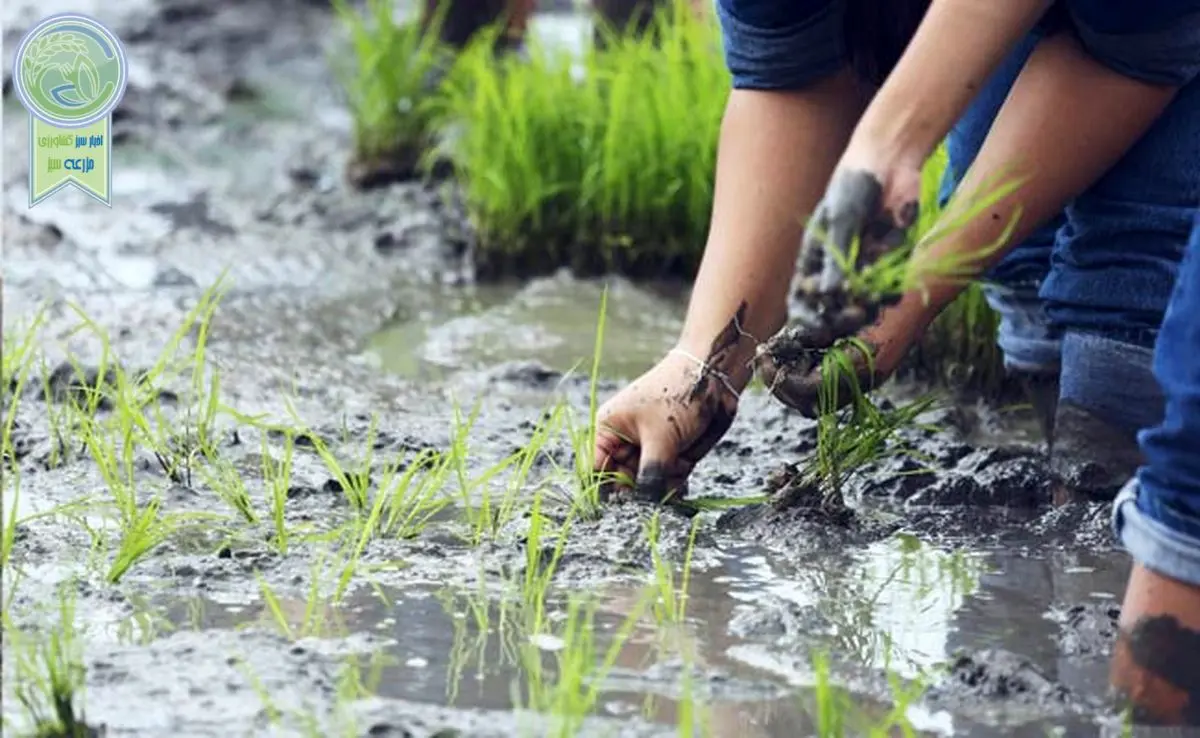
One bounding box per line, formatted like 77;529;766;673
1113;212;1200;588
716;0;1200;436
940;29;1200;436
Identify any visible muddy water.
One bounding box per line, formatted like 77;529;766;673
366;273;686;381
2;0;1136;736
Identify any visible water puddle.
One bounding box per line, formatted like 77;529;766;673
367;272;687;381
124;533;1127;736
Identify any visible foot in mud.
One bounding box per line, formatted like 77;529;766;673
1015;369;1061;449
1049;402;1145;504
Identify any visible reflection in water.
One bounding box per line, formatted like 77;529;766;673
141;534;1126;736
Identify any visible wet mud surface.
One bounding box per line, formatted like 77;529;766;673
2;1;1136;735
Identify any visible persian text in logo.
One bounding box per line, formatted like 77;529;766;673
12;13;129;207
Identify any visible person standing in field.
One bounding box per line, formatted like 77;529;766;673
587;0;1200;725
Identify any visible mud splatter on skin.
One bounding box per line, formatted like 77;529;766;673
1115;614;1200;725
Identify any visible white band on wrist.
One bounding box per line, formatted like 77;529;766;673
669;348;741;400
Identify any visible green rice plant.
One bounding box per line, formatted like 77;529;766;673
262;430;296;555
481;403;568;544
812;342;938;506
761;338;939;512
907;148;1005;394
822;169;1025;309
197;451;258;524
521;491;580;629
810;651;851;738
433;0;728;277
513;589;655;738
552;286;635;518
379;447;455;539
803;649;927;738
32;284;234;581
331;0;453;185
448;397;533;546
35;358;87;470
1;309;47;468
646;511;699;628
1;470;22;575
59;279;231;489
300;415;377;513
909;282;1004;394
332;445;437;597
8;590;97;738
255;551;341;641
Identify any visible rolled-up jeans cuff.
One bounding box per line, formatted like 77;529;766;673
1113;477;1200;589
981;282;1061;374
716;0;847;90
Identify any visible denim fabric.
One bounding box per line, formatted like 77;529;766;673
1113;212;1200;587
714;0;846;90
715;0;1200;91
1059;332;1165;435
1068;3;1200;85
940;26;1200;430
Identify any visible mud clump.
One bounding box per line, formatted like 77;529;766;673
1056;603;1121;657
934;648;1071;704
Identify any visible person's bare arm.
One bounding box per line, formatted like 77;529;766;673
677;69;867;385
798;0;1055;311
847;0;1055;176
762;30;1179;414
864;31;1179;371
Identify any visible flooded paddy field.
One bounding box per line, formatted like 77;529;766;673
1;1;1135;735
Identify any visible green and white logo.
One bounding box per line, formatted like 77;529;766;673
13;13;128;207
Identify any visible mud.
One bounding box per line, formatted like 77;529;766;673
1;0;1140;736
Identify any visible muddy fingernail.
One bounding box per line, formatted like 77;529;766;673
634;462;670;502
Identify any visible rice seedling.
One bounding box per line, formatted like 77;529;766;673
2;309;47;468
907;149;1005;394
378;447;454;539
813;344;938;505
331;0;453;186
646;511;699;629
909;282;1004;394
198;451;258;524
7;590;97;738
35;359;89;471
759;340;938;513
262;430;296;555
513;588;655;738
432;0;728;277
254;550;343;641
803;649;927;738
300;414;378;512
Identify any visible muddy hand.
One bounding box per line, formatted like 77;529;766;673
593;340;743;504
752;327;878;419
792;168;917;342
